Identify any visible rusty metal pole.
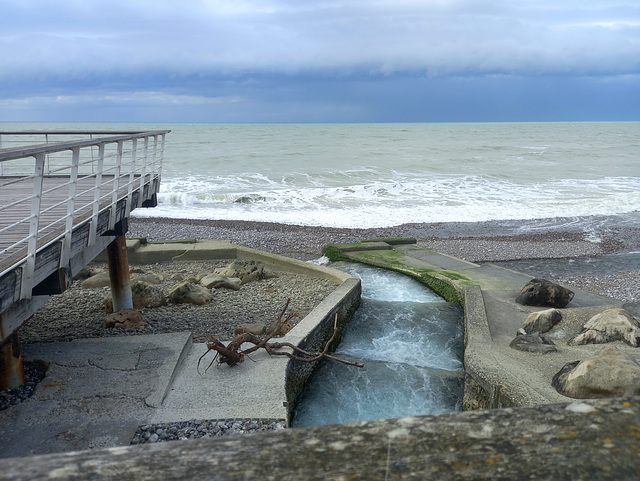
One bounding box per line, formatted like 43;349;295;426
0;333;25;390
106;235;133;312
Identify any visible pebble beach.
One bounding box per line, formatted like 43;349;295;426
127;216;640;304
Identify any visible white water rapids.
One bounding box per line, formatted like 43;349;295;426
292;263;465;427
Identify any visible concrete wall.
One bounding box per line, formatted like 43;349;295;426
282;278;361;420
3;395;637;480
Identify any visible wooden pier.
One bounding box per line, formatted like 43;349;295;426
0;130;169;388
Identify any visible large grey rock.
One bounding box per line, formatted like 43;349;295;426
570;308;640;347
516;278;574;308
168;281;213;305
234;322;267;336
81;271;112;289
552;345;640;398
132;273;164;284
103;281;166;313
521;308;562;334
219;260;277;285
200;274;242;291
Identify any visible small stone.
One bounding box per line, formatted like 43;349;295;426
168;281;213;305
104;308;145;329
522;308;562;334
234;322;267;336
509;332;557;354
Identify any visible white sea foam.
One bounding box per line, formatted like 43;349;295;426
136;174;640;228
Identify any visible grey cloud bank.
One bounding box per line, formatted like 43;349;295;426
1;0;639;122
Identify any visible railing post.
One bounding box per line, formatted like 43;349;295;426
125;138;137;218
88;143;105;247
20;153;46;300
159;133;166;177
138;136;149;207
60;147;80;269
109;140;124;231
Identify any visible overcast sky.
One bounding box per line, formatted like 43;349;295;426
1;0;638;123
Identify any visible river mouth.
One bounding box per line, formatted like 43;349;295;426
292;263;464;427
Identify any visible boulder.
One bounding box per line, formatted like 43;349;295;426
200;274;242;291
569;308;640;347
521;308;562;334
219;260;277;285
105;308;145;329
515;278;574;308
81;271;112;289
103;281;167;312
168;281;213;305
552;345;640;398
234;322;267;336
509;332;558;354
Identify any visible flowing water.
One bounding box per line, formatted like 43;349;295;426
292;263;464;427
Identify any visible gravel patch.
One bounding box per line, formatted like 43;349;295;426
0;361;47;411
554;271;640;304
21;260;337;344
131;419;286;445
418;236;604;262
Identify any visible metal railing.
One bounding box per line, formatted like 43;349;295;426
0;130;169;301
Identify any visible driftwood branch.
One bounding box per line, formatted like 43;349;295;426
195;299;363;372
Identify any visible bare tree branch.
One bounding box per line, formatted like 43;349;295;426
195;300;364;371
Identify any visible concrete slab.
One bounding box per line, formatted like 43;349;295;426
0;332;191;458
150;343;289;423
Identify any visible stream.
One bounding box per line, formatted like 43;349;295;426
292;262;465;427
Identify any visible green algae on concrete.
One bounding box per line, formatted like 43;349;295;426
323;240;472;303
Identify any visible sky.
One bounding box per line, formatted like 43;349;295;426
0;0;639;123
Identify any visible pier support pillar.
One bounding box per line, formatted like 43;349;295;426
106;235;133;312
0;333;25;390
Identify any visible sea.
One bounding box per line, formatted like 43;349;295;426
3;121;639;229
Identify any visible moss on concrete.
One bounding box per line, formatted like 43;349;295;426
321;244;353;262
343;248;470;303
360;237;416;245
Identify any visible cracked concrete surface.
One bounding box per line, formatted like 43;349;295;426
0;332;191;458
